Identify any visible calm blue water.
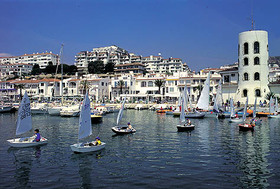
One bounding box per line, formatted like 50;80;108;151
0;110;280;189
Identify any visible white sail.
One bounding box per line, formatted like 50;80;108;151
269;96;275;114
253;98;257;118
189;91;192;110
78;93;92;140
16;92;32;135
230;98;235;118
275;97;279;113
116;97;126;126
180;92;186;123
183;85;188;112
213;80;223;112
196;73;210;110
242;97;248;122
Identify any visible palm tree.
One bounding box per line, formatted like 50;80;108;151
14;84;24;100
154;79;165;95
118;80;125;95
265;92;275;101
80;80;90;95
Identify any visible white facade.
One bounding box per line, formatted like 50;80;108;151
235;30;270;104
0;63;33;79
0;52;59;69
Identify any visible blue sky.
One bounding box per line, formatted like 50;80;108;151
1;0;279;71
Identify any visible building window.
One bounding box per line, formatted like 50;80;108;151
254;42;260;54
238;44;240;56
170;87;174;92
40;83;44;86
244;43;249;55
254;72;260;80
254;57;260;65
244;73;249;81
148;81;153;87
243;89;248;97
243;57;249;66
255;89;261;97
224;75;230;82
141;81;146;87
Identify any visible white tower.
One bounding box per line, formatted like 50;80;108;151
235;30;270;104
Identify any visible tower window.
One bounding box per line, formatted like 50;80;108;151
243;89;248;97
254;72;260;80
254;42;260;54
254;57;260;65
244;73;249;81
243;57;249;66
255;89;261;97
244;43;249;55
238;44;240;56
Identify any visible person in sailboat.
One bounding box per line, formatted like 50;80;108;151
33;129;41;142
184;118;191;126
127;122;133;131
93;137;101;146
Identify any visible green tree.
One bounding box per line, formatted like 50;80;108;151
104;61;115;73
31;64;41;75
154;79;165;95
80;80;90;95
14;84;24;100
44;62;56;74
265;92;275;101
88;61;104;74
118;80;125;95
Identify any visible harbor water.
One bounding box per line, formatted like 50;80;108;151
0;110;280;188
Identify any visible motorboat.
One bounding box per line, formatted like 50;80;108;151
31;103;48;114
60;105;80;117
267;97;280;118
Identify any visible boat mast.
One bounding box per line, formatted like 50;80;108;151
59;44;64;105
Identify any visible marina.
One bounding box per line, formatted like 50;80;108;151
0;107;280;188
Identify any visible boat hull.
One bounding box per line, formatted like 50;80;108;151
267;114;280;118
177;125;195;132
70;142;106;153
185;113;205;119
0;106;13;113
112;126;136;134
229;118;243;123
204;112;218;118
48;108;62;116
238;124;254;131
91;115;103;123
60;111;80;117
166;111;174;115
7;137;48;147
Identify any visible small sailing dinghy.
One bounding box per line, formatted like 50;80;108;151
177;89;195;131
268;97;280;118
112;97;136;134
239;97;254;131
228;98;243;123
7;92;48;147
70;93;105;153
252;98;262;125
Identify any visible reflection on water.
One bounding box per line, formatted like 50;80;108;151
0;110;280;188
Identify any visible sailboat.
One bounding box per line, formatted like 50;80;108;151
239;97;254;131
112;97;136;134
252;98;262;125
196;72;210;111
228;98;242;123
268;97;280;118
185;85;205;118
177;91;195;131
7;92;48;147
207;79;223;118
70;93;105;153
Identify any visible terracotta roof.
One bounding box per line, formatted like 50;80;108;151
11;78;60;84
69;79;80;82
219;67;238;72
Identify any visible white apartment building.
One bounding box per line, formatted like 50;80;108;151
75;45;129;73
0;52;59;69
142;55;188;74
0;63;33;79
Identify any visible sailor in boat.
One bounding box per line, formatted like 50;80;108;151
126;122;134;131
85;137;101;146
33;129;41;142
250;119;255;126
234;114;239;119
184;118;192;126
